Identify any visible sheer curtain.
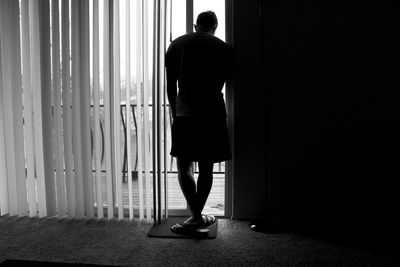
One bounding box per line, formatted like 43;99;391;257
0;0;168;222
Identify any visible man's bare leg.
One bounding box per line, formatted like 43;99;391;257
197;160;214;213
177;158;202;223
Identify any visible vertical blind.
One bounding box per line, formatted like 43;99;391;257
0;0;169;222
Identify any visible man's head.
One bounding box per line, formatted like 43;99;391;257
194;11;218;35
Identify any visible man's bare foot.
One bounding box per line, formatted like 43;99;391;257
183;216;204;226
183;217;193;224
183;214;216;227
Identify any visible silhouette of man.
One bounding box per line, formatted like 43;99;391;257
166;11;234;233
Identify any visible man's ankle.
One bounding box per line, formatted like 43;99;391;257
191;214;203;224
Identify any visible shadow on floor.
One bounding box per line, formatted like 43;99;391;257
249;214;400;256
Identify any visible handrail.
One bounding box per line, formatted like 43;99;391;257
35;102;224;180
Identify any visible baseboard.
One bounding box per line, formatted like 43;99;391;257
231;210;400;221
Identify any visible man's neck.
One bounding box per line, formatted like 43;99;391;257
196;30;214;36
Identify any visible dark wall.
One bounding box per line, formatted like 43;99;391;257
265;0;400;215
230;0;266;218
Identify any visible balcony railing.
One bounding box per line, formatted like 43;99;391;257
25;103;225;215
88;103;225;215
88;103;225;182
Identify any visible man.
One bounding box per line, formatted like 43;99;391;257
165;11;234;233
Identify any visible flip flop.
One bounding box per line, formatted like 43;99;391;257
202;214;216;228
171;214;216;234
171;222;209;234
181;214;217;227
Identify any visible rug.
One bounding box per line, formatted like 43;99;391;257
0;259;125;267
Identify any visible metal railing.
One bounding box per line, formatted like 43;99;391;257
88;103;225;182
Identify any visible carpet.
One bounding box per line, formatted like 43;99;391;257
1;215;399;266
0;259;125;267
147;217;217;239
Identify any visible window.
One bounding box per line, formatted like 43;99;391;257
0;0;229;221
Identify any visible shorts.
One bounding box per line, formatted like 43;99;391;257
170;116;232;163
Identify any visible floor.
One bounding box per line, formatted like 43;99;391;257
1;215;399;266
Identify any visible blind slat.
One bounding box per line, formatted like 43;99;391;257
0;0;17;215
152;0;158;222
62;0;76;218
30;0;47;217
21;0;37;217
52;0;67;217
71;0;85;218
0;0;16;215
136;0;144;220
11;0;28;216
0;0;28;216
125;0;134;220
113;0;123;220
0;20;9;216
162;0;168;220
93;0;103;219
155;0;163;222
80;0;94;218
143;0;152;221
103;0;114;219
40;0;57;217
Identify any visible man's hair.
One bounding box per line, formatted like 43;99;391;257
196;11;218;31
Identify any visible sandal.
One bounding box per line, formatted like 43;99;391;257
170;214;216;234
182;214;217;228
171;222;209;234
202;214;216;228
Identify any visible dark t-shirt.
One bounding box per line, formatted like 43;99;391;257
165;32;234;118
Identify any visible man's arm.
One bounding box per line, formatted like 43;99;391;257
165;44;178;119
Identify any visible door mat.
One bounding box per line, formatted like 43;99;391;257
0;260;125;267
147;216;217;239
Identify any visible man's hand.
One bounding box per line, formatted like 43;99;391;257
170;107;177;123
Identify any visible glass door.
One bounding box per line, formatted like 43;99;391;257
166;0;227;217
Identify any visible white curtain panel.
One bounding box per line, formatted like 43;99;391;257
0;0;168;221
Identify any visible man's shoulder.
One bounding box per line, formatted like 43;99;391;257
204;35;233;54
171;33;194;45
168;33;233;59
172;33;229;46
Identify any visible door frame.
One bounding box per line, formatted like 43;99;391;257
166;0;233;218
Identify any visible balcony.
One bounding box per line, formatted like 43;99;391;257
89;103;225;216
